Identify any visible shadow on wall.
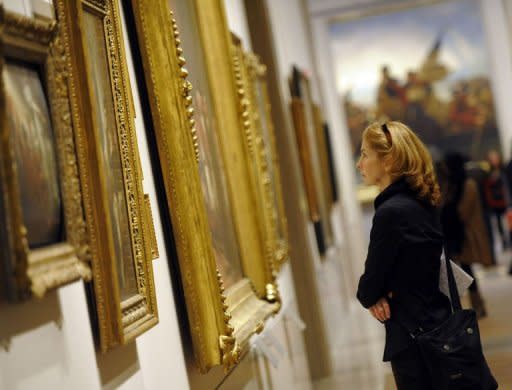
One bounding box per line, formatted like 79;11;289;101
96;342;140;389
0;290;61;351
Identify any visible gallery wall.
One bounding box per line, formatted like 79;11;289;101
0;0;316;389
0;1;189;389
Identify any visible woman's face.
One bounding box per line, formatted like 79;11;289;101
357;138;388;187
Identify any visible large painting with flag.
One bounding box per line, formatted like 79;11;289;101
329;0;500;168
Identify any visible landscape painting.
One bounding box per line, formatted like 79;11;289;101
329;0;500;170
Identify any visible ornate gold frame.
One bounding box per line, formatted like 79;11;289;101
0;8;91;302
194;1;279;304
232;37;289;269
55;0;158;351
128;0;279;372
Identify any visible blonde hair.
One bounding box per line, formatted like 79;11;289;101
362;121;441;206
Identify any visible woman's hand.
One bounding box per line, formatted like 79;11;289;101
369;297;391;322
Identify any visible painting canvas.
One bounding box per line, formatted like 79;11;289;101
82;10;137;301
329;0;500;173
172;0;244;289
4;61;63;249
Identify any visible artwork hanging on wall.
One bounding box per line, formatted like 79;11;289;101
56;0;158;352
329;0;501;174
244;51;290;268
289;66;334;255
231;34;289;271
128;0;280;373
0;8;91;302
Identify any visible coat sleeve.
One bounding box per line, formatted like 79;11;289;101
357;207;402;308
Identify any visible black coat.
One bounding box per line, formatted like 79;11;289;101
357;178;452;361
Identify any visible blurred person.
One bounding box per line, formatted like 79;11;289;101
466;159;497;266
437;153;493;318
482;149;510;249
356;121;451;389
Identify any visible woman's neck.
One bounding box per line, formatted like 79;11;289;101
378;175;393;192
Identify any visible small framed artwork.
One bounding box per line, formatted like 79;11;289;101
289;66;334;254
235;42;290;269
55;0;158;351
0;8;91;302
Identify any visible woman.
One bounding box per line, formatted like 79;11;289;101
437;153;493;318
356;121;452;390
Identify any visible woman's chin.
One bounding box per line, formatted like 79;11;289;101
361;177;373;186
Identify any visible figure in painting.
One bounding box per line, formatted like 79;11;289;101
376;66;406;120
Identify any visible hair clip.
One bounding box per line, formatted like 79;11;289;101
381;123;392;145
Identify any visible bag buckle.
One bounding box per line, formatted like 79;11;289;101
410;327;424;339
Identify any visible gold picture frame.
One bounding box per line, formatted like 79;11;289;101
0;8;91;302
232;39;290;269
128;0;279;373
55;0;158;352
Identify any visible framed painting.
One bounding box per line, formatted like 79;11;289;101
329;0;501;195
0;8;91;302
289;68;320;223
230;34;281;273
231;40;289;269
55;0;158;351
128;0;279;373
289;66;334;254
313;104;335;212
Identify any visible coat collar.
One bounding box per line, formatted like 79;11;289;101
374;177;413;210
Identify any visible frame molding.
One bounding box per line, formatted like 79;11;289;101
55;0;158;351
0;7;91;302
232;38;290;270
193;0;279;303
129;0;279;372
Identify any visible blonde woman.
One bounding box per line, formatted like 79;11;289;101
356;121;452;389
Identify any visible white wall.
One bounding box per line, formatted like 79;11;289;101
481;0;512;159
266;0;321;102
0;2;189;389
224;0;252;50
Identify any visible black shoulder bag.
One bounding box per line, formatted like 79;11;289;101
398;258;498;389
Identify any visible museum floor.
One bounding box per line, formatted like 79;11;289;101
314;251;512;390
